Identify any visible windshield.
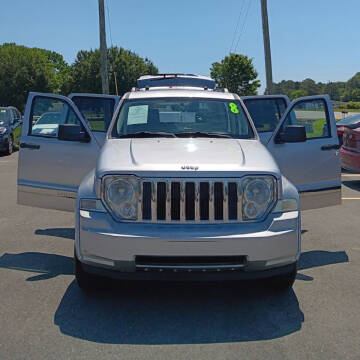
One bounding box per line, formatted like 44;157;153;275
0;109;10;124
243;98;287;133
112;98;254;139
337;114;360;126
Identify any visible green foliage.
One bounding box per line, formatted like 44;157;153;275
337;101;360;110
290;89;308;100
0;43;158;111
70;46;158;95
210;53;260;95
272;72;360;103
0;43;70;111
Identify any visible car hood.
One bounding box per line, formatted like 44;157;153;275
96;138;279;178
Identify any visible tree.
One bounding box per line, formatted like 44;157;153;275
300;78;320;96
290;89;308;100
70;46;158;95
0;43;70;111
210;53;260;95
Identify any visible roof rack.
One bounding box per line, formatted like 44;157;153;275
136;74;216;90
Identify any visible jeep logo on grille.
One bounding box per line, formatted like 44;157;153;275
181;165;199;171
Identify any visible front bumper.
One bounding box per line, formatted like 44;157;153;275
76;209;300;279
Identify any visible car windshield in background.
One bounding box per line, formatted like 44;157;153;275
337;114;360;126
0;109;10;123
112;98;254;139
243;98;287;133
36;112;61;124
71;97;115;132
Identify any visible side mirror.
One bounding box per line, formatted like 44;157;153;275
276;125;306;143
58;124;90;142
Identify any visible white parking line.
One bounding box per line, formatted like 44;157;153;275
342;174;360;177
342;197;360;200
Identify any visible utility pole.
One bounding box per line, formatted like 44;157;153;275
261;0;273;94
98;0;109;94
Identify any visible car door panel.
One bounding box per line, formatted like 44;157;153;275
266;95;341;210
17;93;100;212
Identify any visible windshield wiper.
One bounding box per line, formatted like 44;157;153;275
174;131;232;139
118;131;176;138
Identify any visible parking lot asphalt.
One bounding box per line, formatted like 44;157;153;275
0;152;359;360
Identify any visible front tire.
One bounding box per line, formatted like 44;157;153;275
75;252;106;292
266;263;297;291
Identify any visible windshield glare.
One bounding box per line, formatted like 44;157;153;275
112;98;254;139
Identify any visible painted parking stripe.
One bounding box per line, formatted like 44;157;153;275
342;197;360;200
342;174;360;177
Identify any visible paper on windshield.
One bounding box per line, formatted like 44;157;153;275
128;105;148;125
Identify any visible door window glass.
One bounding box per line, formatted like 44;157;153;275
30;97;80;137
71;97;115;132
280;99;330;139
243;98;287;132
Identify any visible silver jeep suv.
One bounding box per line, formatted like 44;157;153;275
17;75;341;291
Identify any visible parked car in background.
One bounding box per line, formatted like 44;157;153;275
336;114;360;145
32;112;62;136
341;122;360;172
0;106;22;155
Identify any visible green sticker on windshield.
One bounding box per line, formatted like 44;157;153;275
0;110;6;113
229;102;239;114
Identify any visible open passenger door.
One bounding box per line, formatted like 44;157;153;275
266;95;341;210
17;93;101;212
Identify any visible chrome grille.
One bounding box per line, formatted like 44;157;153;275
139;179;244;223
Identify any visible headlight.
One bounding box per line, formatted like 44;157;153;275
102;175;139;220
242;176;276;221
0;127;7;135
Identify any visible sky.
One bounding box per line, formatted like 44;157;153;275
0;0;358;93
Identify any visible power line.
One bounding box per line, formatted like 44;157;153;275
233;0;252;53
229;0;245;54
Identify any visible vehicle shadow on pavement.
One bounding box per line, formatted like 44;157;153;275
0;249;349;344
0;252;73;281
342;180;360;192
54;280;303;344
35;228;75;240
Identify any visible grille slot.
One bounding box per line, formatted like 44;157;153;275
139;178;260;223
185;182;195;220
200;182;209;220
156;182;166;220
214;182;224;220
228;182;238;220
142;182;152;220
171;182;181;220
